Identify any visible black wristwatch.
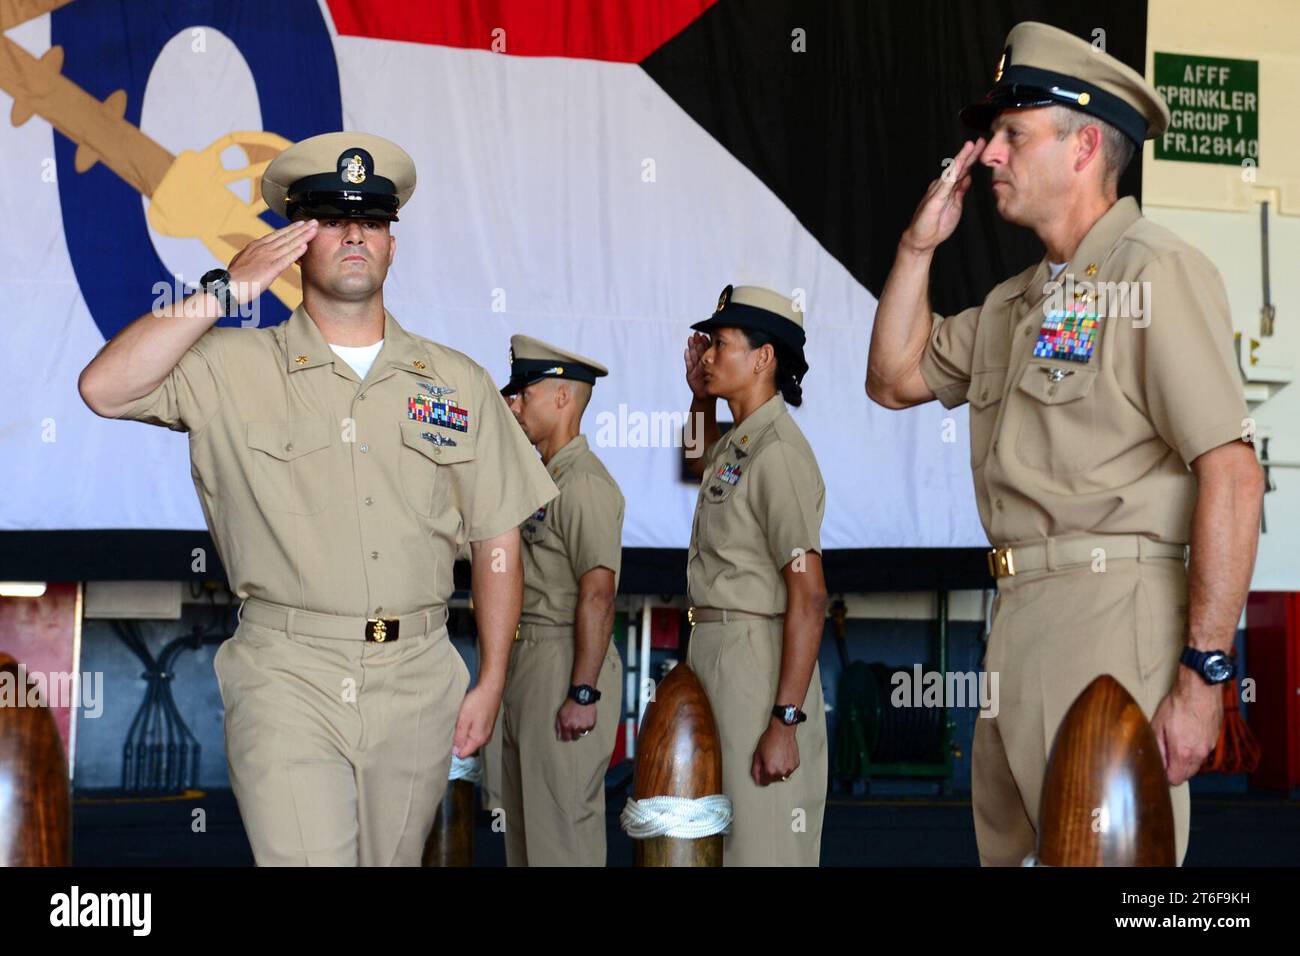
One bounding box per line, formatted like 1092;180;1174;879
772;704;807;726
199;268;235;317
569;684;601;706
1180;647;1236;685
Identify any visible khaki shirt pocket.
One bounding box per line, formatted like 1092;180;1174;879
1013;362;1099;475
244;419;333;515
399;419;476;517
702;471;739;505
966;368;1008;469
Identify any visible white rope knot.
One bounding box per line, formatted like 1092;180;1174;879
448;754;482;783
619;794;733;840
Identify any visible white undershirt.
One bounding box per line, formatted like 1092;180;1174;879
1048;260;1068;280
329;339;384;380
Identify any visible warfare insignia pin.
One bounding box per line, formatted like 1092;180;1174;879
421;431;457;447
419;382;456;398
1045;367;1074;383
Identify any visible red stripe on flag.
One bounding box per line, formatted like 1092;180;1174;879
325;0;716;63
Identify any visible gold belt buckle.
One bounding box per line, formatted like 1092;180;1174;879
987;547;1016;578
366;617;399;643
513;624;521;642
687;606;696;627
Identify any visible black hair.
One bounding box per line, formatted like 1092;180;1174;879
740;328;808;407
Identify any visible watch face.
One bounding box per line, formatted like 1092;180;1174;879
782;705;796;724
1205;654;1234;683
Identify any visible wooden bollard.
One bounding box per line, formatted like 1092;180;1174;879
422;762;476;867
0;653;71;866
629;664;724;867
1036;674;1175;866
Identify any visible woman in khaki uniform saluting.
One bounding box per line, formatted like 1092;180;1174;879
683;284;829;866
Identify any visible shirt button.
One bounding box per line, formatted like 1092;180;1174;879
980;390;989;402
358;394;367;401
1024;326;1032;336
284;442;294;452
364;496;374;506
370;551;379;560
1047;385;1058;397
360;443;369;453
995;498;1004;510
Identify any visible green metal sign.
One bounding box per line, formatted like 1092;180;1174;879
1153;52;1259;166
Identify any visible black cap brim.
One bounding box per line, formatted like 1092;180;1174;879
959;65;1148;147
691;302;807;354
287;190;400;222
958;86;1058;134
500;362;604;397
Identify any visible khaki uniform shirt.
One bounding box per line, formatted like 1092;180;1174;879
918;197;1248;548
519;434;624;626
115;304;557;616
687;394;825;615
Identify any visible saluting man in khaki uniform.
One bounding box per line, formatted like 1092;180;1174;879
684;285;829;867
867;23;1265;865
78;132;556;866
498;336;625;866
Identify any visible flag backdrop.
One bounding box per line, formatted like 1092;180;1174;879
0;0;1146;577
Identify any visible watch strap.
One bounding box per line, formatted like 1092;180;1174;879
772;704;807;725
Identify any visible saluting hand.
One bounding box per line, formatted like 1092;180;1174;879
225;218;319;305
901;138;986;254
752;720;800;787
684;331;711;401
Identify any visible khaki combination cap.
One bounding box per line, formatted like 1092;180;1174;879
960;21;1171;146
691;284;807;355
262;131;417;222
501;335;609;396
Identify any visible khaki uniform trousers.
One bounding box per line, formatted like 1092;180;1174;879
973;554;1191;865
500;623;622;866
480;700;506;814
214;599;469;866
687;617;828;867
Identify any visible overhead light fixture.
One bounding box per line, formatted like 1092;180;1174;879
0;583;48;598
